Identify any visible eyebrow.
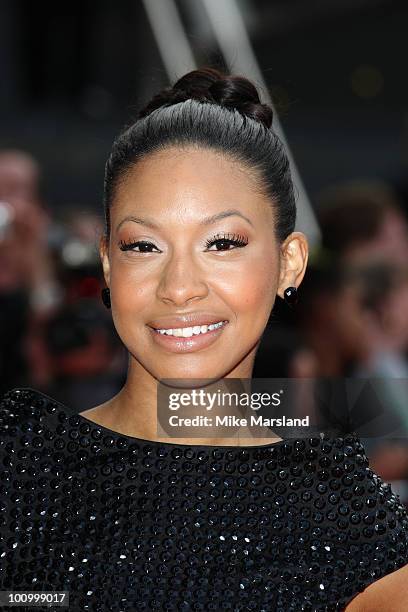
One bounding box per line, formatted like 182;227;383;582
115;209;254;232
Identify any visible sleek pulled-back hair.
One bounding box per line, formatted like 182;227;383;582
104;67;296;242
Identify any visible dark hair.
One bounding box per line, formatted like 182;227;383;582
353;262;408;314
103;67;296;242
316;180;405;254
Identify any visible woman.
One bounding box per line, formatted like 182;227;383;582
1;67;407;611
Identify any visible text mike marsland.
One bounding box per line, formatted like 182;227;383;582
168;415;310;427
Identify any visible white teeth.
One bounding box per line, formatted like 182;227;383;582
154;320;227;338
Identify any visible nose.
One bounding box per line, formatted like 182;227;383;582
156;251;209;307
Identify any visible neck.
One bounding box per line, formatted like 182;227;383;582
89;349;280;446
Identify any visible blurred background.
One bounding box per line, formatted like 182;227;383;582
1;0;408;502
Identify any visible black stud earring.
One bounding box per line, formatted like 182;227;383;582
101;287;111;309
283;286;298;307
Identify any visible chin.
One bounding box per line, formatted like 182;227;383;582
138;354;235;383
152;364;227;384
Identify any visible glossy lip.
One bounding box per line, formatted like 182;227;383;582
147;320;229;353
147;312;229;330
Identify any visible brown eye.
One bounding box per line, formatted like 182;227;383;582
119;240;161;253
205;233;248;251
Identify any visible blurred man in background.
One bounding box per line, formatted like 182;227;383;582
316;180;408;268
311;180;408;493
0;149;62;394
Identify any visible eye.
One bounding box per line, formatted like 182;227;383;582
205;232;249;251
118;239;162;253
118;233;249;253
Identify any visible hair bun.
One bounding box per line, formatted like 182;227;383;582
139;67;273;129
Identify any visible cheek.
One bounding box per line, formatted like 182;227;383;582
109;261;154;313
215;255;278;316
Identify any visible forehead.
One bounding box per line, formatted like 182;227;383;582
112;146;271;223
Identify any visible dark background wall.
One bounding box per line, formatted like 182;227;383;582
1;0;406;214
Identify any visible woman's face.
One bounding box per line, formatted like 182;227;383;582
102;146;290;382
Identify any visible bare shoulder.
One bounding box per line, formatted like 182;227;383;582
344;563;408;612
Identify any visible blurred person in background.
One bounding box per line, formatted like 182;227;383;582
352;262;408;489
314;181;408;497
316;179;408;268
0;149;62;394
0;149;41;203
295;254;408;500
353;262;408;380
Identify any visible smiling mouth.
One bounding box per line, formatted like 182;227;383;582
151;320;228;338
147;319;229;353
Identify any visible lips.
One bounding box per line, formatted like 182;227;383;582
148;312;229;331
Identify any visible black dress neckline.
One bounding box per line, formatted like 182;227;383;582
24;386;310;451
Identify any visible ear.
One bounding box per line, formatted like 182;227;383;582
99;235;111;286
276;231;309;299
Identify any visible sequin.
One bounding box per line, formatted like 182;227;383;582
1;387;408;611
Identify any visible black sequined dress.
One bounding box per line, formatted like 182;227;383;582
1;387;407;612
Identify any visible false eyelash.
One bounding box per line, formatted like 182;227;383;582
205;232;249;249
118;239;160;252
